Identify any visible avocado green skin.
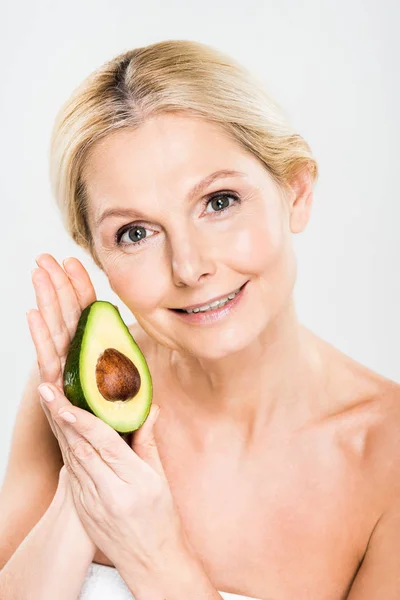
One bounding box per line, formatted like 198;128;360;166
63;301;94;415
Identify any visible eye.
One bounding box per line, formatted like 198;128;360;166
203;191;240;214
115;225;156;248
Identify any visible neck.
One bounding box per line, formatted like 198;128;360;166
160;298;328;447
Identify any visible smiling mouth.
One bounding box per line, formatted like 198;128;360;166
171;281;248;313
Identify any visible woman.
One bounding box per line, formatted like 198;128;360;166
1;39;399;600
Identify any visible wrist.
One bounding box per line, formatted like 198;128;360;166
117;535;219;600
56;487;98;559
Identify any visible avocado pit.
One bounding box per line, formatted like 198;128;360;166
95;347;141;401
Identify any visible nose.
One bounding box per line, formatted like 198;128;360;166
168;227;216;288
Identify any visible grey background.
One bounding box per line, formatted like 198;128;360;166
1;0;399;486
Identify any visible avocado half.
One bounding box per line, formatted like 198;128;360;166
63;300;152;434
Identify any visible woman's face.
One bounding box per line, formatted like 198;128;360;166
83;112;311;359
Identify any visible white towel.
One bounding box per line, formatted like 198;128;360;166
78;562;262;600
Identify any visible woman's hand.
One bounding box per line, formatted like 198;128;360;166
36;381;189;587
27;253;97;512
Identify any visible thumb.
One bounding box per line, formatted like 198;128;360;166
132;404;164;477
53;465;71;506
57;465;68;492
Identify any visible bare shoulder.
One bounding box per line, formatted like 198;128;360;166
364;377;400;491
303;331;400;599
318;335;400;501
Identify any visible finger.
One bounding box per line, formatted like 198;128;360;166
40;395;99;506
54;414;100;504
40;397;58;439
43;403;82;497
38;382;85;507
38;383;145;485
26;308;62;385
39;392;72;461
31;267;71;360
57;465;81;505
131;404;166;480
54;418;74;470
40;391;70;450
61;256;97;311
58;446;91;517
35;254;87;341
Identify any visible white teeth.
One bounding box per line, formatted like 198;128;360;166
209;300;221;308
183;286;242;313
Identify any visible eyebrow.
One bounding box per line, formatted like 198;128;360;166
94;168;247;228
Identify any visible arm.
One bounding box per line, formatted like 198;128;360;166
0;361;64;568
0;361;96;598
346;508;400;598
0;481;96;600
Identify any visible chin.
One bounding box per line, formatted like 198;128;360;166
186;322;265;361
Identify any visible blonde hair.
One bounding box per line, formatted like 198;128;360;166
49;39;318;271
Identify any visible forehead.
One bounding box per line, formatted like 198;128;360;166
82;113;261;193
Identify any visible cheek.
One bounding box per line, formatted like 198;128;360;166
105;258;170;311
254;215;297;307
234;204;297;308
230;210;286;275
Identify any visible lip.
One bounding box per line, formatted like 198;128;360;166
172;282;247;311
169;280;249;324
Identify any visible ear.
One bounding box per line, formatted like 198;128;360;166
287;167;314;234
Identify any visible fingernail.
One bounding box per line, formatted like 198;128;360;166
63;258;74;272
59;411;77;423
38;384;55;403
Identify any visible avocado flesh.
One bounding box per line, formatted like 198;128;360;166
63;300;152;434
